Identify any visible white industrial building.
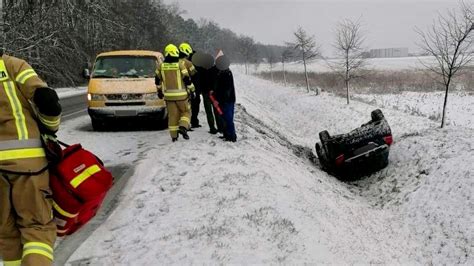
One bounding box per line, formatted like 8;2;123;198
369;48;409;58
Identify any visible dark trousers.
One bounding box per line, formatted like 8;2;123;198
222;102;236;140
190;92;201;127
203;93;224;132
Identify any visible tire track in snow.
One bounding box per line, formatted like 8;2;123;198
236;104;319;166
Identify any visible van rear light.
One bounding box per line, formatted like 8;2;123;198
335;154;345;166
383;135;393;146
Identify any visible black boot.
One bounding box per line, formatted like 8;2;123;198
209;128;218;135
179;126;190;140
172;137;178;142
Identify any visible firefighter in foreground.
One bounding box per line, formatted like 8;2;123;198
0;51;61;265
178;43;199;128
156;44;196;142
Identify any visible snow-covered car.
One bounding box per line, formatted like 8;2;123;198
315;109;393;181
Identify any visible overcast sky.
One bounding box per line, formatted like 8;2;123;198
163;0;466;55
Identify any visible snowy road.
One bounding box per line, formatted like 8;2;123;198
56;87;88;121
51;88;165;264
55;72;473;265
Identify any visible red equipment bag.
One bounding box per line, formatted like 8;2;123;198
50;143;113;236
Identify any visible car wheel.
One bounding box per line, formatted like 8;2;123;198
319;130;330;144
316;143;330;169
319;130;335;160
315;143;323;158
91;119;105;131
371;109;384;122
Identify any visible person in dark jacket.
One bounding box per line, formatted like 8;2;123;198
206;64;224;134
214;55;237;142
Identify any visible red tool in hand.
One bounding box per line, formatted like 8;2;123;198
209;91;223;116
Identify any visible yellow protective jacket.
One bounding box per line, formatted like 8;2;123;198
179;58;197;77
0;54;60;173
156;60;195;101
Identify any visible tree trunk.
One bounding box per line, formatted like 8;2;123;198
303;56;310;93
346;50;350;104
270;62;274;82
346;79;350;104
441;80;451;128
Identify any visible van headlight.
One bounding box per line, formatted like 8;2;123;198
88;94;106;101
143;93;159;100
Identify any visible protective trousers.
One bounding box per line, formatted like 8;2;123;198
167;100;191;139
190;92;201;127
202;94;224;133
0;171;56;266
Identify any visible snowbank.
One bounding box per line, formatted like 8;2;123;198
66;72;473;264
56;87;87;99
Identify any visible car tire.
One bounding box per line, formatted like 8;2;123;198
315;143;323;158
371;109;384;122
316;143;330;169
319;130;330;144
319;130;335;160
91;119;105;131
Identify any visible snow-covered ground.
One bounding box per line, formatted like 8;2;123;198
63;71;473;264
256;56;437;73
56;116;162;170
352;91;474;129
55;86;87;98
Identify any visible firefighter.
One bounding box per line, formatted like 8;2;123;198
178;43;200;128
0;51;61;265
156;44;196;142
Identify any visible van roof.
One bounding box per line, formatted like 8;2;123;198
97;50;163;58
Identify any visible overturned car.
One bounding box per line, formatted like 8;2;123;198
315;109;393;181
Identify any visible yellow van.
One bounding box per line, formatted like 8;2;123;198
84;50;166;130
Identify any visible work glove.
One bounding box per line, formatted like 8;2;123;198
41;133;63;164
157;91;164;99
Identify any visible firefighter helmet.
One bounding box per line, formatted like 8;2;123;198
179;43;193;56
164;44;179;58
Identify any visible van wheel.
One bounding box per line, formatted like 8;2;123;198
91;119;105;131
158;114;168;130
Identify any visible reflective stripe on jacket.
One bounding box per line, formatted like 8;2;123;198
0;55;51;170
179;58;197;76
156;62;190;101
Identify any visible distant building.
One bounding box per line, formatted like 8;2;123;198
369;48;409;58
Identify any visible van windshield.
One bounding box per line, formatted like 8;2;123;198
92;56;157;78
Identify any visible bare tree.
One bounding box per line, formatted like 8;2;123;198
265;48;277;82
416;1;473;128
332;18;366;104
281;48;293;86
238;36;258;74
288;27;320;93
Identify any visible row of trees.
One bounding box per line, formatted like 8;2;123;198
0;0;286;85
271;0;472;128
